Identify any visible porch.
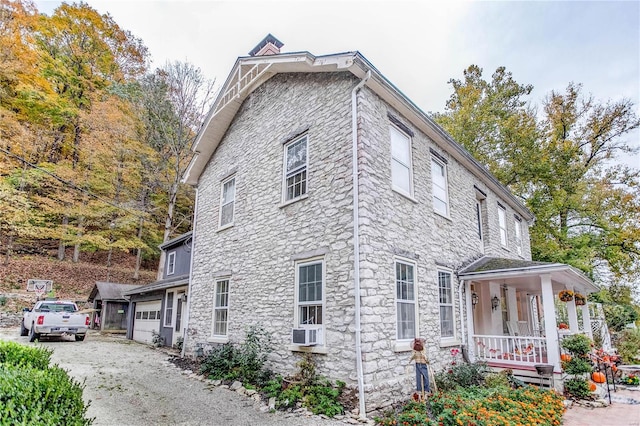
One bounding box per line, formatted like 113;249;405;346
458;257;599;374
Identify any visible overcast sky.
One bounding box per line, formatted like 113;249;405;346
35;1;639;167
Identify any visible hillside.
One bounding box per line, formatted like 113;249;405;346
0;253;157;315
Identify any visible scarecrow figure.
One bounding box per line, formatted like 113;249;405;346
409;337;430;399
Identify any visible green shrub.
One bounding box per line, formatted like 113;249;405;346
483;372;510;389
375;401;432;426
304;379;345;417
562;357;593;375
561;334;592;356
564;377;591;399
434;361;489;391
277;384;303;409
200;325;274;386
0;341;52;370
262;376;284;398
617;328;640;364
0;365;92;425
0;295;7;306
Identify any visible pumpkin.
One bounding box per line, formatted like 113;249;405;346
561;354;572;362
592;371;606;383
589;381;597;392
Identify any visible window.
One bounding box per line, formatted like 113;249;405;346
283;135;308;201
390;125;413;196
219;176;236;227
165;291;174;327
498;205;508;248
438;271;454;338
514;218;523;256
296;260;324;328
475;199;485;252
213;279;229;337
431;158;449;216
167;251;176;275
395;260;416;340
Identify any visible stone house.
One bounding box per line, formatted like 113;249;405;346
181;35;597;415
125;232;191;346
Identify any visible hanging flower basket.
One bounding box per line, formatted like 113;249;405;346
559;290;575;302
574;293;586;306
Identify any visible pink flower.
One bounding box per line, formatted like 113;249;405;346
450;348;460;357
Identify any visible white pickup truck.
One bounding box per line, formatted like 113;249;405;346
21;300;90;342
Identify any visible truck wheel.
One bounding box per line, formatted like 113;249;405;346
28;324;40;342
75;334;86;342
20;321;28;336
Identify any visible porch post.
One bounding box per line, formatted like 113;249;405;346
507;287;518;323
566;296;579;333
465;281;476;362
540;274;561;372
581;304;592;338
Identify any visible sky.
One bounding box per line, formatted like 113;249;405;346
35;0;640;168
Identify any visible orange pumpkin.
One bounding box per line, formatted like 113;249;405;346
561;354;572;362
589;381;597;391
592;371;606;383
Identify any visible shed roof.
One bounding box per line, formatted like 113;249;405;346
183;48;534;221
123;275;190;296
88;282;141;302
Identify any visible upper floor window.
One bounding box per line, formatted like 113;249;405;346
498;204;508;248
514;218;523;256
167;251;176;275
296;259;324;328
438;270;454;338
283;135;308;202
213;279;230;337
395;260;416;340
390;125;413;197
431;158;449;216
219;176;236;227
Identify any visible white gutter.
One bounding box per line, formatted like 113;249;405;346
352;69;370;420
458;279;466;353
181;186;199;358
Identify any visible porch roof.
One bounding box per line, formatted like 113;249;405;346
458;256;599;294
123;275;190;296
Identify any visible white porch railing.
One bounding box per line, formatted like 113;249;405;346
473;334;547;365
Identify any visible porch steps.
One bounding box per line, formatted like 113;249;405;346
488;363;561;389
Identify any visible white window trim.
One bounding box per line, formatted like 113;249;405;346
394;258;418;343
498;205;508;248
437;269;456;341
390;124;414;198
293;257;325;345
431;157;450;217
475;200;484;253
514;219;523;257
167;251;176;275
282;135;309;203
211;277;230;339
164;291;174;327
218;175;236;229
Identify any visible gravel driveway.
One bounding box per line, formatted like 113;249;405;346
0;328;353;426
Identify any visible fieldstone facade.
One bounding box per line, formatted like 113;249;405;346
186;65;532;413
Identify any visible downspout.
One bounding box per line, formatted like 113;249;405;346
458;279;466;357
181;185;199;358
352;69;370;420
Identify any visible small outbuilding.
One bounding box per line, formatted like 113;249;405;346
88;282;140;332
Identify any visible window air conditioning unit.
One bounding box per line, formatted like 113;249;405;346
291;327;322;346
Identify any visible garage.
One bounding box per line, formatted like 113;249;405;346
132;300;162;344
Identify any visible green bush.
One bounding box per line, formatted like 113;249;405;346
0;365;92;425
561;334;592;357
304;379;345;417
200;325;274;386
434;361;489;391
617;328;640;364
562;357;593;375
483;372;510;389
0;341;52;370
564;377;591;399
277;384;303;409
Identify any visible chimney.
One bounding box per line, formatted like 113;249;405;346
249;34;284;57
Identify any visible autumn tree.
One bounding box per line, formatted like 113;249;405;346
436;66;640;284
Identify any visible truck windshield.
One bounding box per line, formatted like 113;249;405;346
39;304;76;313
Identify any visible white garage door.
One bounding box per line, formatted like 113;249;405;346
133;301;162;344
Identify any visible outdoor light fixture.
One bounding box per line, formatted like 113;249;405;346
491;295;500;311
471;292;479;308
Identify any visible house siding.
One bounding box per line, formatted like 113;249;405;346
186;71;533;413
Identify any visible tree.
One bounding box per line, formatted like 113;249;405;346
137;61;214;277
435;66;640;283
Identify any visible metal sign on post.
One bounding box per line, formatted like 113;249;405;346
27;279;53;299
